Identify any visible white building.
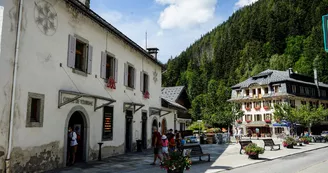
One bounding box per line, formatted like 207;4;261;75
0;0;179;172
229;69;328;137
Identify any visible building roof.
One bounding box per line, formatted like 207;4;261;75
64;0;164;68
232;69;328;89
161;86;185;102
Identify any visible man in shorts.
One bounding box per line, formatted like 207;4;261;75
151;126;162;165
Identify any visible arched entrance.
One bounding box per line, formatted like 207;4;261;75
161;118;167;135
152;119;158;131
64;106;89;166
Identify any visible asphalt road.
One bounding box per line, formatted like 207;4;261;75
222;147;328;173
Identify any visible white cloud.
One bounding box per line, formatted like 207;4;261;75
235;0;259;8
156;0;218;29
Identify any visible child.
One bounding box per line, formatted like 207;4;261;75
162;135;169;159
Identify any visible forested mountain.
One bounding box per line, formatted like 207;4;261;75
162;0;328;126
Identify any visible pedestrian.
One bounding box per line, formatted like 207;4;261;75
151;126;162;165
255;128;260;139
236;128;242;144
168;133;176;153
175;132;181;151
68;127;78;166
161;135;169;159
247;128;252;140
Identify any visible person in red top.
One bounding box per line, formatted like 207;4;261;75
151;126;162;165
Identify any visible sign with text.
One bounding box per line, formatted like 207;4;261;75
323;14;328;52
61;93;94;106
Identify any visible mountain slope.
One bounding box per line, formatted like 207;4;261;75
162;0;328;124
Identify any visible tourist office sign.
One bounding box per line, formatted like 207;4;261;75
323;14;328;52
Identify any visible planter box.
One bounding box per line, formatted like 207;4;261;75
248;154;259;159
286;144;294;149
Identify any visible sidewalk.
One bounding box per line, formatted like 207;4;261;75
52;139;328;173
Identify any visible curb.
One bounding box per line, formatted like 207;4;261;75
215;145;328;172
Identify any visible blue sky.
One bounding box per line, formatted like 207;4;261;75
90;0;258;63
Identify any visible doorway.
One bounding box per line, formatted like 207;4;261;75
67;111;86;163
161;118;167;135
141;112;148;149
125;110;133;153
152;119;158;131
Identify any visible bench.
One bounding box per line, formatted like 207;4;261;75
180;144;210;162
263;139;280;150
239;141;252;154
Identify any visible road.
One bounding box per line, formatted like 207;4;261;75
222;147;328;173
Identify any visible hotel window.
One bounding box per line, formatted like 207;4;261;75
140;72;149;93
289;100;296;108
321;90;327;97
300;86;305;95
254;114;262;121
67;35;93;75
100;52;118;82
264;114;272;120
245;89;250;96
255;102;261;108
124;63;136;88
236;90;241;97
301;101;307;105
258;88;262;95
274;86;279;93
246;115;252;121
102;106;114;140
264;87;269;94
246;102;252;109
311;88;316;96
252;89;256;96
26;92;44;127
292;85;297;94
305;87;310;95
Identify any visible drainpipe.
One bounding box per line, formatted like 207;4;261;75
6;0;24;172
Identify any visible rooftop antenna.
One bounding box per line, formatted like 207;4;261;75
145;31;148;49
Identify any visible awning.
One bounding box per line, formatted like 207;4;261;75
245;122;269;127
123;102;145;113
273;123;288;127
149;107;171;117
58;90;116;111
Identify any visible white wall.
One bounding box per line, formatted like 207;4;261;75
0;0;164;172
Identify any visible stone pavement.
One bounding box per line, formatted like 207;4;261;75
49;138;328;173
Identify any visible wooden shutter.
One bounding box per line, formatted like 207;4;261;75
140;71;144;92
114;58;118;83
87;45;93;74
67;35;76;68
124;63;128;86
100;51;106;79
133;67;136;89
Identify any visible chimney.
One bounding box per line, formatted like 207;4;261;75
288;68;293;77
147;48;159;60
78;0;90;8
314;68;320;97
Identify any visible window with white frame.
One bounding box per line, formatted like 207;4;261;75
264;114;272;120
100;52;118;82
124;63;136;88
292;85;297;94
245;115;252;121
300;86;305;95
254;114;262;121
67;35;93;74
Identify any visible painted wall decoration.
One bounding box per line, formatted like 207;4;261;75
34;1;58;36
153;70;158;83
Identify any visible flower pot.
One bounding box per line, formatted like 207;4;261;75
248;154;259;159
168;169;184;173
286;144;293;149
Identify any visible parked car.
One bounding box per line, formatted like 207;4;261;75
184;136;198;144
321;131;328;137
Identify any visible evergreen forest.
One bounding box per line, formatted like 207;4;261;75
162;0;328;126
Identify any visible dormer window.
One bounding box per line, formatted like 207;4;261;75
245;89;250;96
264;87;269;94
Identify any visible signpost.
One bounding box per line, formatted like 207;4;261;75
323;14;328;52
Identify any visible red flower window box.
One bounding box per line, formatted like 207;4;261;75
236;120;242;124
245;107;251;111
246;120;252;123
263;106;270;110
255;106;261;110
143;91;150;99
106;77;116;89
264;119;271;123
